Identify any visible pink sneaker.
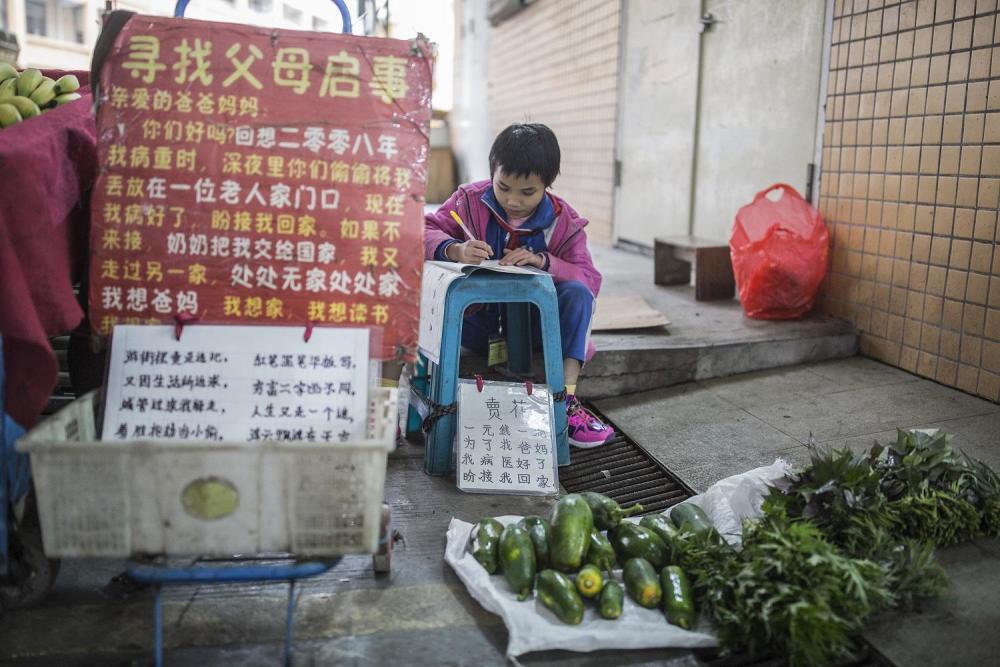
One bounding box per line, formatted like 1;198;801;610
566;395;615;448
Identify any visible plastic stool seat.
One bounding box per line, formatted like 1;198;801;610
420;271;568;475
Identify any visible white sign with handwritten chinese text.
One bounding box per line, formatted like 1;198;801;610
101;325;370;443
455;379;558;495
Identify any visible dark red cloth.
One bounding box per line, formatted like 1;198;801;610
0;71;96;427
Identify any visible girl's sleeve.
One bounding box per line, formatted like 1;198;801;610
545;216;603;297
424;190;464;261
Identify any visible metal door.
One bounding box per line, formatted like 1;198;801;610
614;0;828;246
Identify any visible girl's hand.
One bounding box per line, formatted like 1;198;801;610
500;247;544;268
447;240;493;264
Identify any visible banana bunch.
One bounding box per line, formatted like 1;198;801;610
0;65;82;130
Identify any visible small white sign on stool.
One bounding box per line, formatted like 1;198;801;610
455;378;558;495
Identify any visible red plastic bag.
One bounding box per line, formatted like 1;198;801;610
729;184;829;319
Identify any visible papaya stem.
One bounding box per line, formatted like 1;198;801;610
621;503;644;517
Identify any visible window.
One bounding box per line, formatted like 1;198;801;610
249;0;272;12
282;4;302;26
312;16;327;32
25;0;46;37
71;5;84;44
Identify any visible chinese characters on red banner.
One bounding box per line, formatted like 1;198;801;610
89;16;433;359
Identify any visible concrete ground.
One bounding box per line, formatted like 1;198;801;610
4;244;998;665
2;357;998;666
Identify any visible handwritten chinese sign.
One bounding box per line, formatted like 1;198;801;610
89;15;433;360
456;380;558;496
101;324;370;443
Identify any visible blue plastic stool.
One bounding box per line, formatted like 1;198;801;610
416;271;569;475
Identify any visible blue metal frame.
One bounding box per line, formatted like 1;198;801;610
1;338;31;579
422;272;569;475
173;0;353;34
127;557;341;667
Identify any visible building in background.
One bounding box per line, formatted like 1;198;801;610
451;0;998;403
0;0;434;74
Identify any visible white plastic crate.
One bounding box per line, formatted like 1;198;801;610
17;388;397;558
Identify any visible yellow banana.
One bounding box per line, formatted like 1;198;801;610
0;77;17;100
16;68;43;96
0;63;17;82
0;103;22;128
54;74;80;95
54;92;82;106
29;78;57;107
5;96;41;119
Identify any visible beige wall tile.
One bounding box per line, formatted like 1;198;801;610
927;265;947;295
951;239;973;269
961;334;983;365
970;47;992;79
957;364;981;393
978;371;1000;402
986;308;1000;340
939;146;960;173
941;328;962;359
954;208;976;238
947;269;970;300
820;4;1000;402
974;15;997;48
900;345;920;372
975;210;997;241
917;351;938;378
931;236;951;265
964;304;986;336
969;273;991;305
971;242;994;273
980;179;1000;210
945;299;966;330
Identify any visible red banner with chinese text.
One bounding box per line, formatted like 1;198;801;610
89;14;432;360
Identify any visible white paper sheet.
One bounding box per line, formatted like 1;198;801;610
417;260;549;364
445;516;717;658
444;459;795;657
456;380;558;495
102;325;370;443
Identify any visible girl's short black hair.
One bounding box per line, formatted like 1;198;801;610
488;123;561;187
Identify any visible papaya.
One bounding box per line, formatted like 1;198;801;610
580;491;643;531
575;564;604;599
468;518;504;574
518;515;553;570
639;513;686;563
550;494;593;572
599;580;624;619
499;523;536;601
610;522;669;569
623;557;661;609
584;528;616;572
660;565;695;629
536;569;585;624
669;503;715;538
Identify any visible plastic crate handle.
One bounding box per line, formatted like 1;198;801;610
173;0;353;34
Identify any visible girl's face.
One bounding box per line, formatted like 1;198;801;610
492;167;546;219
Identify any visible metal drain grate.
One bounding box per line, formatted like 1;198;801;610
560;402;695;514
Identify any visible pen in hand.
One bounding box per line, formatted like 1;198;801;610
448;210;492;262
450;210;477;241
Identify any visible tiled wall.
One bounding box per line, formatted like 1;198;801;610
490;0;620;245
819;0;1000;402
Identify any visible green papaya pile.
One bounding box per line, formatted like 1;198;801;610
466;491;705;629
0;65;82;130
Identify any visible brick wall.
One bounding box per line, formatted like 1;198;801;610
490;0;621;245
819;0;1000;402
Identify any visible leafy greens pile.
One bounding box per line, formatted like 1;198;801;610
673;428;999;666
